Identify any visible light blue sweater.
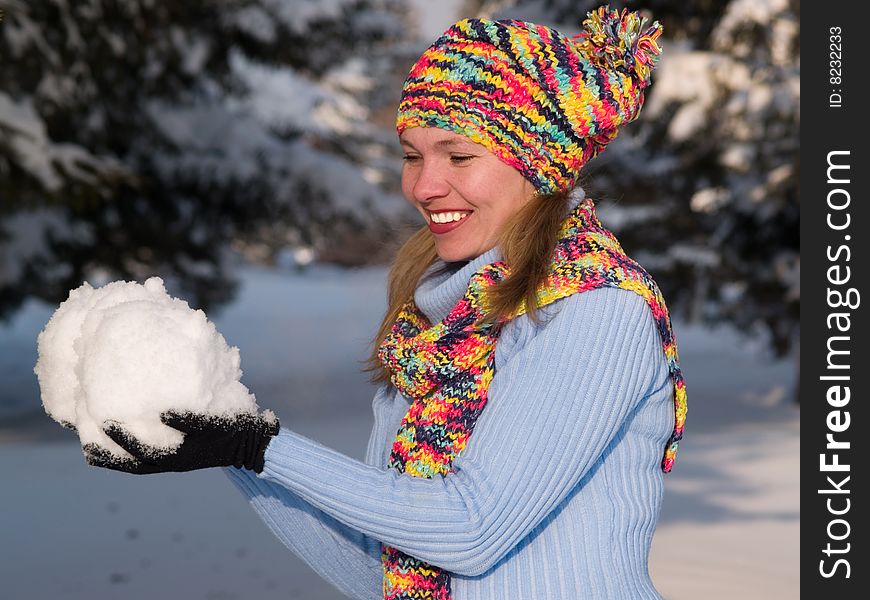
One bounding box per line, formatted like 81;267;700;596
227;237;675;599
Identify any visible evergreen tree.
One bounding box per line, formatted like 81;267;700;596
0;0;412;317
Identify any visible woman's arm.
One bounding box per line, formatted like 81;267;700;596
259;287;669;576
225;467;383;599
222;384;403;599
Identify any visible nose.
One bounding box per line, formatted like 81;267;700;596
407;159;450;205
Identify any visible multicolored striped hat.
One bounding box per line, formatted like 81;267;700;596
396;6;663;194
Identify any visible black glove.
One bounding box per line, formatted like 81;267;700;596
59;419;78;432
83;411;280;474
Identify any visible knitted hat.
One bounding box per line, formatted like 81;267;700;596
396;6;663;194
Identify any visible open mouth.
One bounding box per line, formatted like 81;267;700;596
426;210;472;235
427;210;471;225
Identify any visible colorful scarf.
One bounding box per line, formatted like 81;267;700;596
377;198;687;600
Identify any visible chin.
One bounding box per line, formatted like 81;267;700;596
435;247;475;264
436;253;469;264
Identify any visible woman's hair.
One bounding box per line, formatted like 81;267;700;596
366;189;571;383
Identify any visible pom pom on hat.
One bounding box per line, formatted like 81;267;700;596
572;6;663;88
396;5;663;194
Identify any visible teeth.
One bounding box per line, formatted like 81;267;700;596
431;211;468;224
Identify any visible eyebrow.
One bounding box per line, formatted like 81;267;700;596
435;139;475;148
400;138;479;151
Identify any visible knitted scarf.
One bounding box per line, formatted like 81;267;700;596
377;198;687;600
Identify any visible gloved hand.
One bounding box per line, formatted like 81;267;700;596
58;419;78;432
83;411;280;474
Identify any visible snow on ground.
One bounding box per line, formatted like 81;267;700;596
0;261;798;599
649;319;798;599
651;420;799;599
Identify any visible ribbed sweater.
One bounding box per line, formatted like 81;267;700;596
227;223;674;599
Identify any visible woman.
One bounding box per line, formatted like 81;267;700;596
88;6;687;599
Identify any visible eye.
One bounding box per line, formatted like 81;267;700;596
450;154;475;164
402;154;422;163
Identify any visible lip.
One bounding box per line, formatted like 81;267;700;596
426;210;472;235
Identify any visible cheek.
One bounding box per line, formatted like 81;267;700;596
402;169;414;204
400;169;415;203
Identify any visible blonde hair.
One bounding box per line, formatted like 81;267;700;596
366;189;572;383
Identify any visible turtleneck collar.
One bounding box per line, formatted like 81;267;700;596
414;245;502;325
413;187;586;324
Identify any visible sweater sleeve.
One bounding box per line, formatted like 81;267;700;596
259;287;667;577
224;467;383;600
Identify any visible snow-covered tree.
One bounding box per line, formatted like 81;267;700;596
0;0;413;317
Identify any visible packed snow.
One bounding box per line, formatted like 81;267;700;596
34;277;266;458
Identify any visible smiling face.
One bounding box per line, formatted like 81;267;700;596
400;127;536;263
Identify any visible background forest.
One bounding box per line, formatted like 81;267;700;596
1;0;799;367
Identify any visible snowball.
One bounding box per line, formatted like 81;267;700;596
34;277;264;458
34;282;97;427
